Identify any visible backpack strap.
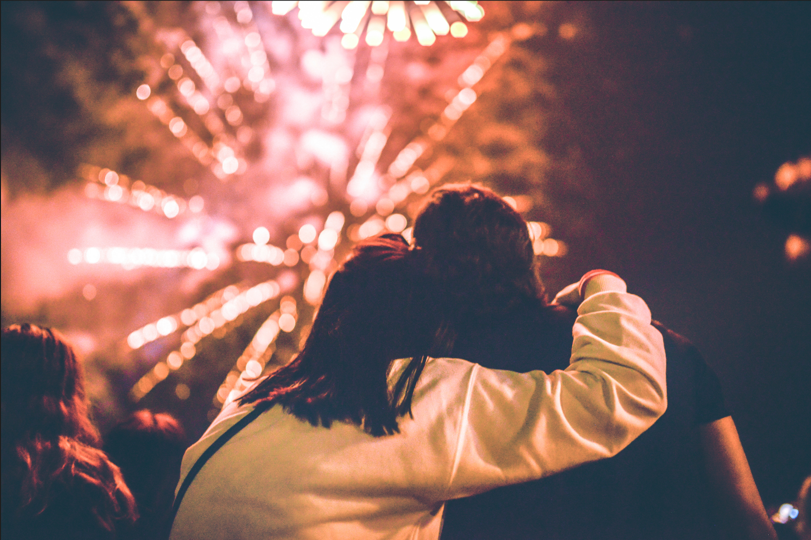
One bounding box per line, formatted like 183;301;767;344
166;403;269;537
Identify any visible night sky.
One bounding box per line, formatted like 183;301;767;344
2;1;809;509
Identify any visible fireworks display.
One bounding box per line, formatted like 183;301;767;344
2;1;809;505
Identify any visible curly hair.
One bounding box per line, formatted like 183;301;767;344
413;183;545;326
240;234;441;437
1;324;137;539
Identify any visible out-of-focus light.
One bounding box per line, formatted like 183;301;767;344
299;224;317;244
175;383;190;399
162;198;180;218
280;296;297;314
153;362;170;381
371;1;390;15
350;199;368;216
376;198;395;216
84;248;101;264
366;16;386;46
68;249;83;265
318;229;339;251
283;249;300;266
386;213;408;233
325;210;346;231
156;316;177;336
411;9;436;46
127;330;145;349
775;162;798;191
785;234;810;262
222;157;239;175
206;253;221;270
421;2;449;35
278;313;297;332
169;117;187;137
180;309;197;326
304;270;327;305
178;78;195;96
136;84;151;100
224;76;241;93
82;284;97;301
558;23;578;40
167;352;184;370
271;1;298;15
387;1;406;31
253;227;270;245
341;33;360;50
138;193;156;211
189;195;205;213
245;359;263;378
143;324;159;342
187;247;209;269
457;87;477;106
450;21;468;37
198;316;215;335
180;342;196;359
392;27;411;41
105;185;123;202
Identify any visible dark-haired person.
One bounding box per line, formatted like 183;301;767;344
169;234;667;540
1;324;138;540
105;410;187;540
414;183;776;540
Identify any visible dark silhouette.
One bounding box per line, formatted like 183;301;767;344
413;183;776;540
104;410;187;540
1;323;137;540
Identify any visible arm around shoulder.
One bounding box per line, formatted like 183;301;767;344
444;274;667;496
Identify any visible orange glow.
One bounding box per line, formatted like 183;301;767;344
283;248;300;266
279;313;297;332
785;234;810;261
775;162;798;190
175;384;190;400
558;23;578;40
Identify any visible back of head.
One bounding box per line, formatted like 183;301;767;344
241;233;440;436
413;184;544;323
104;411;186;538
1;324;137;536
104;410;186;482
1;323;95;445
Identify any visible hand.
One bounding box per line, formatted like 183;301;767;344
552;270;626;306
552;282;581;306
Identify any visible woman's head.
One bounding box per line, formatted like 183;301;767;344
240;234;439;436
1;323;96;445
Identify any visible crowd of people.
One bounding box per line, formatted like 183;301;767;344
1;184;801;539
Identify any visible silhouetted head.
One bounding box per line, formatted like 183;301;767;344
1;323;96;445
413;183;544;323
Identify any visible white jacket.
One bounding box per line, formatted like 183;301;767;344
171;278;666;540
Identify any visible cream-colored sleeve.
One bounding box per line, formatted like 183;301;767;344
443;282;667;500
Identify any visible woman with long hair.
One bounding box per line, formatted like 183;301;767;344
169;233;668;540
1;324;137;540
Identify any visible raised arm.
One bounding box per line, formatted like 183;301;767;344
444;272;667;498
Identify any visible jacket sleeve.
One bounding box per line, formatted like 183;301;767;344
443;280;667;500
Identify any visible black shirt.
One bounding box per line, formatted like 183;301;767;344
441;302;729;540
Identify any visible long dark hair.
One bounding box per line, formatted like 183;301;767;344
240;234;439;437
1;323;137;535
